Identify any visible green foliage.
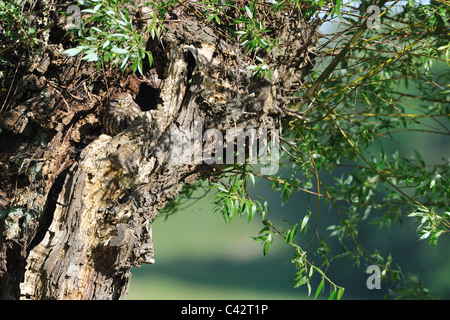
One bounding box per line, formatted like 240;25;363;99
232;1;278;54
212;171;266;224
386;273;436;300
198;0;235;24
60;0;342;79
408;207;450;248
62;0;159;74
0;0;38;45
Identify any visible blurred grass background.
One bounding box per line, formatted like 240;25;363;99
126;191;309;300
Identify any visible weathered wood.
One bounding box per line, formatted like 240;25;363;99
0;0;318;299
20;39;190;299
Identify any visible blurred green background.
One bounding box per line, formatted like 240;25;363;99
126;190;310;300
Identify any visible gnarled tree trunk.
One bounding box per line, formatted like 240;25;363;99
0;0;318;299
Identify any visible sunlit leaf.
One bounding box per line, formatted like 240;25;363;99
314;278;325;300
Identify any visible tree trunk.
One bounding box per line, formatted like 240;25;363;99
0;0;318;299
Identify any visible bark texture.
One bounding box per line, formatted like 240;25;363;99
0;0;319;299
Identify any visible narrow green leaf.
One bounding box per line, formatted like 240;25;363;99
82;52;99;62
110;33;130;39
293;268;305;281
102;40;110;49
308;266;314;278
251;235;267;242
120;54;129;69
248;203;256;222
248;172;255;186
419;230;431;240
214;183;229;193
228;199;235;220
137;58;143;75
62;47;83;57
245;6;253;19
328;290;337;300
446;42;450;65
263;241;269;256
111;46;128;54
81;9;97;14
285;229;291;244
261;201;268;220
337;287;345;300
300;214;309;232
314;277;325;300
286;224;298;243
407;211;420;218
294;276;307;288
90;27;102;35
93;3;102;12
131;57;139;73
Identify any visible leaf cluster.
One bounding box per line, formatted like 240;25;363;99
62;0;159;74
0;0;40;54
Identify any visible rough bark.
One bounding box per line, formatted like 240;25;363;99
0;0;319;299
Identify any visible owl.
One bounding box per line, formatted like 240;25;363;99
103;92;142;136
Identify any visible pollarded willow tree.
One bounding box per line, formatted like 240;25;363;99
0;0;448;299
